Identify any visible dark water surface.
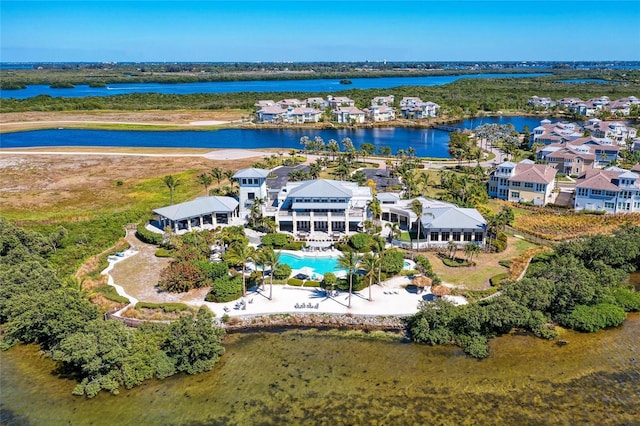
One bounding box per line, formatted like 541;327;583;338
1;73;551;99
1;314;639;425
0;116;554;158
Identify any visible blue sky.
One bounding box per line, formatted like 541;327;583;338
1;1;639;62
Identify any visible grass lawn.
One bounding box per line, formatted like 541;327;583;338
421;237;539;290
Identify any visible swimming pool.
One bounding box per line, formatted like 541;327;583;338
279;253;344;276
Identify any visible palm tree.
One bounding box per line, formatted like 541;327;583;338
210;167;223;186
410;199;424;250
327;139;339;161
367;197;382;225
259;246;280;300
360;253;379;302
163;175;181;204
385;222;401;242
337;251;361;308
225;242;255;297
371;235;386;288
447;240;458;260
309;162;322;179
197;173;212;194
464;243;481;263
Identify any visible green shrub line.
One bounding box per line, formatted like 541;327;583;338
155;248;174;257
287;278;304;286
93;285;130;304
135;302;190;313
490;273;509;287
136;224;163;245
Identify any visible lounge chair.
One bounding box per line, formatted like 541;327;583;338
314;303;319;309
307;303;312;309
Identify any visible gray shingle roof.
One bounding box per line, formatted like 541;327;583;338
288;179;353;198
422;207;487;230
233;168;270;179
153;196;238;221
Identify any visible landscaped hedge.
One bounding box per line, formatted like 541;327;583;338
155;248;174;257
205;274;242;303
490;273;509;287
135;302;190;313
441;257;474;268
261;233;292;248
136;224;163;245
305;280;321;287
92;285;130;304
491;232;508;253
287;278;304;286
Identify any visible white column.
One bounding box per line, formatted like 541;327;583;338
212;214;217;226
293;211;297;233
187;219;192;231
199;216;204;227
345;210;349;233
328;212;332;233
174;221;179;233
310;211;315;232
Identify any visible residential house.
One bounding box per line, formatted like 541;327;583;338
327;95;355;109
528;96;556;109
399;97;440;119
584;119;637;145
256;105;286;123
371;95;395;106
366;104;395;122
488;160;557;205
306;97;329;110
277;98;304;109
255;100;276;108
530;120;583;146
286;107;322;124
537;136;620;173
333;106;366;123
574;167;640;213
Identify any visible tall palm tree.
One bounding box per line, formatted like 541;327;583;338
225;242;255;297
360;253;379;302
163;175;181;205
464;243;481;263
327;139;339;162
197;173;212;194
371;235;387;287
259;246;280;300
447;240;458;260
410;199;424;250
337;251;361;308
385;222;401;242
210;167;223;186
367;197;382;225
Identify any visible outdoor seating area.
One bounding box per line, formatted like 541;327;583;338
295;302;320;309
295;230;346;243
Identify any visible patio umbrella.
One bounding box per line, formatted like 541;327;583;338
412;276;432;293
430;285;451;297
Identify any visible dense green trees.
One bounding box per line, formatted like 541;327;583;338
408;226;640;358
0;219;226;397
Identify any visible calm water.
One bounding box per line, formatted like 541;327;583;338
0;73;551;99
1;314;639;425
557;78;613;84
279;253;342;276
0;116;554;158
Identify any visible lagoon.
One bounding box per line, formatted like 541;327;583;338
0;73;551;99
0;116;554;158
1;313;638;425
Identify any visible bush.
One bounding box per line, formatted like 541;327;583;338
205;274;242;303
135;302;189;313
92;285;130;304
285;241;306;251
441;257;473;267
273;264;292;280
611;287;640;311
558;303;627;332
456;334;490;359
196;260;229;281
337;275;366;291
136;224;163;245
490;273;509;287
380;249;404;275
322;272;337;288
261;233;292;248
349;233;372;251
155;248;174;257
287;278;304;286
306;280;321;287
414;255;433;273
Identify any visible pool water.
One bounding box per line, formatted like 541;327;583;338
279;253;344;276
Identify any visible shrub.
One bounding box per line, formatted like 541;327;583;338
196;260;229;281
205;274;242;303
337;275;366;291
490;273;509;287
305;280;321;287
136;224;163;245
287;278;304;286
380;249;404;275
135;302;189;313
349;233;372;251
441;257;473;267
456;334;490;359
558;303;627;332
273;264;292;280
611;287;640;312
322;272;337;289
285;241;306;251
92;285;130;304
414;255;433;273
155;248;174;258
400;269;420;276
261;233;292;248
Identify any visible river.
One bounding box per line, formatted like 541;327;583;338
0;73;551;99
1;313;638;425
0;116;554;158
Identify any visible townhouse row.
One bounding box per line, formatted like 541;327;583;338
254;95;440;124
529;95;639;117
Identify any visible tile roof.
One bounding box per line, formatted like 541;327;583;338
509;163;557;184
575;170;621;191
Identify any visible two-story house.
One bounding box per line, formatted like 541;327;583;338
574;167;640;213
488;160;557;206
333;106;366;123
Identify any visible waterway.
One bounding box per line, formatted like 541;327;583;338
0;73;551;99
0;116;554;158
1;313;638;425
